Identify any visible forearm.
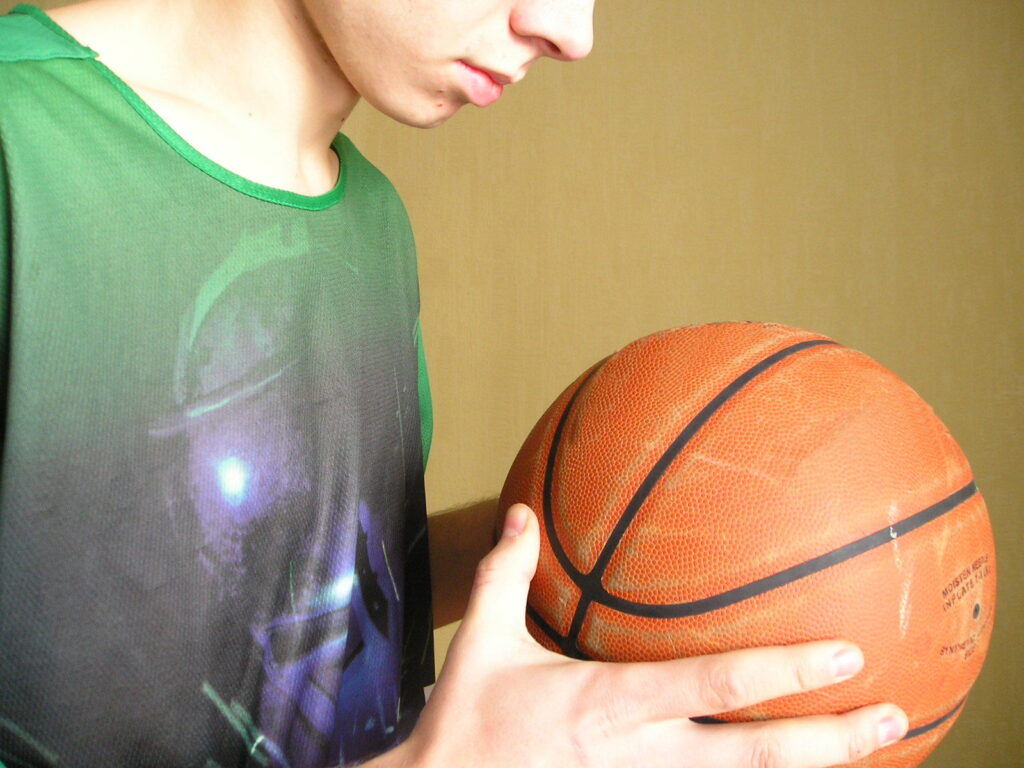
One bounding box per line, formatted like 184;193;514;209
427;497;501;628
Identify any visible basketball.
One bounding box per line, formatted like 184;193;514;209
499;322;996;768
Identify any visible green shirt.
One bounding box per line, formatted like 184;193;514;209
0;6;434;766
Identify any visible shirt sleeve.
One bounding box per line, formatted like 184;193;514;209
0;130;10;398
415;317;432;468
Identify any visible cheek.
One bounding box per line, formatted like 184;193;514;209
341;23;433;95
304;0;475;127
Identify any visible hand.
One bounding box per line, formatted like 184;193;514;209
388;504;909;768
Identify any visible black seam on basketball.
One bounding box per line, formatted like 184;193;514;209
566;596;592;656
536;361;608;655
903;697;965;740
595;481;978;618
525;605;592;658
525;604;561;642
588;338;839;583
558;338;839;647
542;361;608;583
691;697;966;742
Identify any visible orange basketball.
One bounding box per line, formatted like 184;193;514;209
499;322;996;768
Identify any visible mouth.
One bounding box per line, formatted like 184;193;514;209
456;61;514;107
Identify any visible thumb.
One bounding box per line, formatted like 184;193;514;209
460;503;540;639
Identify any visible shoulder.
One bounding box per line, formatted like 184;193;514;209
336;135;394;192
0;6;99;133
0;5;96;64
334;134;418;257
0;5;96;110
337;134;410;215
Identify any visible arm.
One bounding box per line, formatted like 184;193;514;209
427;498;501;628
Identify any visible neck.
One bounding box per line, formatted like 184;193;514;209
51;0;361;194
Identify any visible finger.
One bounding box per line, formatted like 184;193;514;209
459;504;540;639
598;641;866;721
646;703;910;768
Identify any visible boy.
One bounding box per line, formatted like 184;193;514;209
0;1;907;766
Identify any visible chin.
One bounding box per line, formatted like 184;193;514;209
369;92;464;129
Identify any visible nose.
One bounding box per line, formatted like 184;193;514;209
510;0;595;62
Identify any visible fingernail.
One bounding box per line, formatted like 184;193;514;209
830;647;864;680
503;505;528;538
878;715;907;747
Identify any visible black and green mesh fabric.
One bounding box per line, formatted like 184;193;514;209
0;5;434;767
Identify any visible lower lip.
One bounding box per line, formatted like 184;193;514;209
457;61;504;107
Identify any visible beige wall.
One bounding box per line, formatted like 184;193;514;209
6;1;1022;765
